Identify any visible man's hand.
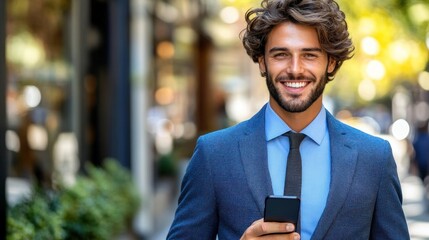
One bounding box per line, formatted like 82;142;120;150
240;218;300;239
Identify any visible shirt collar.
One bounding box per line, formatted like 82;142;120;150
265;102;327;145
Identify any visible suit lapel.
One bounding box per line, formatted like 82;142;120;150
239;105;273;215
238;107;359;228
312;113;359;239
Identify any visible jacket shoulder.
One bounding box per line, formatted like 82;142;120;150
199;105;266;145
199;119;250;146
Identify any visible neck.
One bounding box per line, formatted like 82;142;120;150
269;96;323;132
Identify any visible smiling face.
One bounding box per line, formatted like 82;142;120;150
259;22;336;115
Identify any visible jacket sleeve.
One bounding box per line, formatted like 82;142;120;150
167;137;218;239
370;140;410;239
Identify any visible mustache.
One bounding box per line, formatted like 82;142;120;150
275;74;315;82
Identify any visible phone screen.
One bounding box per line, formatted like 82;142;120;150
264;195;300;225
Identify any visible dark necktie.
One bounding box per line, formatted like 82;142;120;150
284;132;305;233
284;132;305;197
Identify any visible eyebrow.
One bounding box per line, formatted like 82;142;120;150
268;47;323;53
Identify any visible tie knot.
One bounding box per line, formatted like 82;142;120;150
285;132;305;149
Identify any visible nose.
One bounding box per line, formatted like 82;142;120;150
287;56;304;74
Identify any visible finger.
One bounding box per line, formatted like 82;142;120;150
260;232;300;240
248;219;295;236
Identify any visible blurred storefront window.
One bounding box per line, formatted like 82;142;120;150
5;0;80;193
149;0;266;166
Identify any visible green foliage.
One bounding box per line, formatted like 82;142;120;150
7;159;141;240
7;190;64;240
60;159;140;240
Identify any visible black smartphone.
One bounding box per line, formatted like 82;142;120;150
264;195;300;225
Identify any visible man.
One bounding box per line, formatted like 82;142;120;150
412;121;429;181
167;0;409;239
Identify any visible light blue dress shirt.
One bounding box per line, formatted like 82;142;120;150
265;103;331;240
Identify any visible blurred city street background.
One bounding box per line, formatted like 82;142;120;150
1;0;429;239
402;176;429;240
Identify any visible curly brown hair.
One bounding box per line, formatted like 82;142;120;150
241;0;354;80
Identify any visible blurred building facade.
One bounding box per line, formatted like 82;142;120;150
1;0;263;237
2;0;429;238
1;0;7;237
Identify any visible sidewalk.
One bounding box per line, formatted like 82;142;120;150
402;175;429;240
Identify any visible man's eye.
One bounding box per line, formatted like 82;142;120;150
304;54;317;59
274;53;288;58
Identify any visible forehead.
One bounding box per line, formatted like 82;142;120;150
265;22;321;50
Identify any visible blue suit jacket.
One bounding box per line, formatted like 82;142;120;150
167;105;409;239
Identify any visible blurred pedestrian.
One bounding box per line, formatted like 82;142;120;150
167;0;409;239
412;121;429;182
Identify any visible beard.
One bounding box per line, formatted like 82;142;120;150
266;72;328;113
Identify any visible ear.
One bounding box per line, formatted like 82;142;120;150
258;56;266;75
327;57;336;74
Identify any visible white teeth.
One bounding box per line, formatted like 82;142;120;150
285;82;306;88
